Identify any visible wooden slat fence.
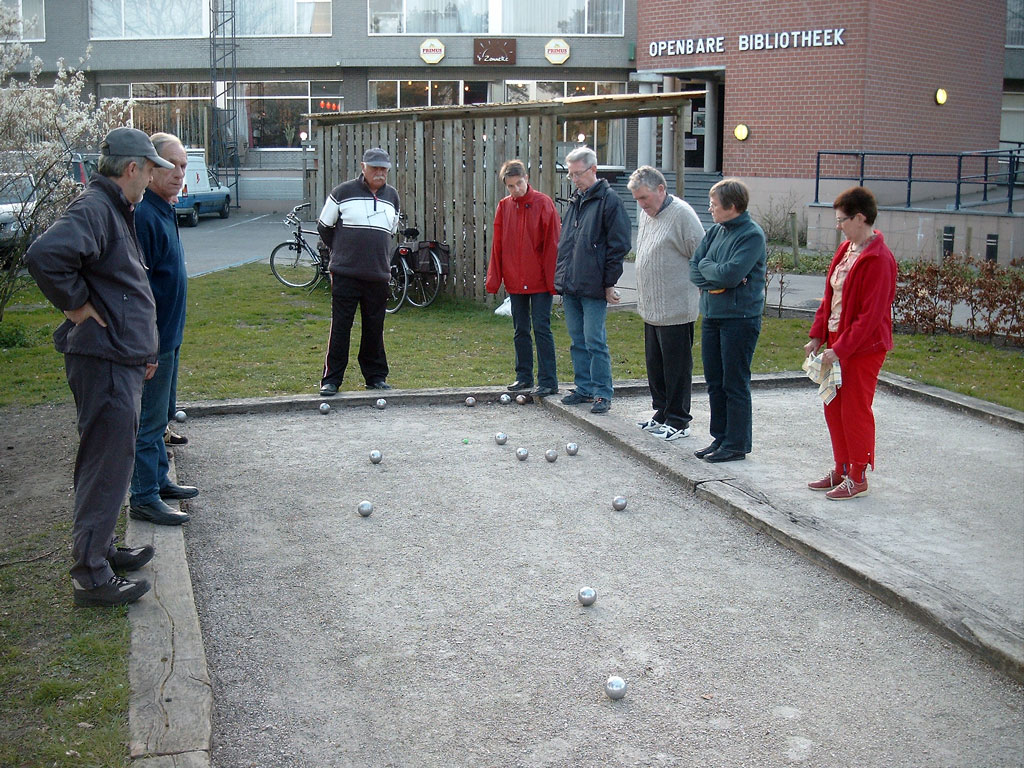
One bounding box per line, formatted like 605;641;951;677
309;92;701;303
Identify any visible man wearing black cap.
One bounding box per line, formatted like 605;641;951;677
317;147;401;395
26;127;175;607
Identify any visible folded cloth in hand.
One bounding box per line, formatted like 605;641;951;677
802;353;842;404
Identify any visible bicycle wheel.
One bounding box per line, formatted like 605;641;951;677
270;241;319;288
385;256;409;314
405;249;443;308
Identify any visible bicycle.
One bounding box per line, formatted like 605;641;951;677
387;225;448;312
269;203;327;291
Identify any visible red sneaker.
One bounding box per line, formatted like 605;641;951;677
826;476;869;500
807;470;843;491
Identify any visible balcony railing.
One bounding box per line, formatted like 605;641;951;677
814;148;1023;214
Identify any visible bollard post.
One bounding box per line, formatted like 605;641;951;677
789;211;800;269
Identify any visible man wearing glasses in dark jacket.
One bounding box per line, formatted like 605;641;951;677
554;146;631;414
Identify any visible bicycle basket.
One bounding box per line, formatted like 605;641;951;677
415;241;450;275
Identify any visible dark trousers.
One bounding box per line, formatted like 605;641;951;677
701;316;761;454
644;321;695;429
64;353;146;588
322;274;389;387
509;292;557;389
130;346;178;506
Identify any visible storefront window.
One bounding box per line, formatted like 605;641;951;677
370;80;485;108
368;0;620;35
125;80;341;151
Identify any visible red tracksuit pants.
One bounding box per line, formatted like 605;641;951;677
824;332;886;472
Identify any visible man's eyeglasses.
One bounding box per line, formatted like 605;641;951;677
567;167;593;179
835;215;853;225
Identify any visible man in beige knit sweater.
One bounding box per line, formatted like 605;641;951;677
628;166;705;441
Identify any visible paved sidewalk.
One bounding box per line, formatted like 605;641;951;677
124;375;1024;766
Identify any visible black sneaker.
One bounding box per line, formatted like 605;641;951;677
319;382;339;396
73;575;151;607
560;390;593;405
532;386;559;397
109;545;155;572
590;397;611;414
366;380;392;390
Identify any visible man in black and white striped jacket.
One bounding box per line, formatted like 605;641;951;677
317;147;401;396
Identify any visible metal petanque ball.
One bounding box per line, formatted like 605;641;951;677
465;396;477;407
516;394;527;405
566;442;579;456
516;447;529;461
604;676;627;700
500;393;512;404
319;402;331;415
369;450;383;464
357;500;373;517
577;587;597;606
495;432;508;445
174;410;187;423
612;496;627;511
545;449;558;463
375;398;387;410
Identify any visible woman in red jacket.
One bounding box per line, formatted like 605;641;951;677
486;159;562;396
803;186;897;500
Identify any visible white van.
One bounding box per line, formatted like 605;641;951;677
175;150;231;226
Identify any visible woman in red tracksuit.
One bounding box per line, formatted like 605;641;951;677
486;159;561;397
804;186;897;500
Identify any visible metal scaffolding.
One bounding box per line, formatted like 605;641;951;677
209;0;240;204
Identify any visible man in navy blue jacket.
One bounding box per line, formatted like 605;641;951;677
554;146;630;414
129;133;196;526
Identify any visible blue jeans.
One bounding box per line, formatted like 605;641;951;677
701;316;761;453
130;347;178;505
562;294;613;401
509;293;557;389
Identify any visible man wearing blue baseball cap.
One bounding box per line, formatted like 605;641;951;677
25;127;175;607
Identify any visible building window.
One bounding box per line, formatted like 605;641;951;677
239;0;331;35
89;0;329;39
5;0;45;40
1009;0;1024;47
368;0;621;35
368;80;490;109
506;80;626;166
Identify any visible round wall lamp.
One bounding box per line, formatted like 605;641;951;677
935;88;948;105
733;123;749;141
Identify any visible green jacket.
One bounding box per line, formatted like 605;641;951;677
688;211;766;319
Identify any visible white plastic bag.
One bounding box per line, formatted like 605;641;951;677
494;296;512;316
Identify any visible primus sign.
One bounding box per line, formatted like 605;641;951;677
649;28;845;57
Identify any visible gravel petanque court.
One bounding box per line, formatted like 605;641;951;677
179;398;1023;768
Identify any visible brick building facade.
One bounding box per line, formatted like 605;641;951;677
636;0;1005;194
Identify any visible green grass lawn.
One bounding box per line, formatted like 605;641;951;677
2;262;1022;409
0;261;1021;766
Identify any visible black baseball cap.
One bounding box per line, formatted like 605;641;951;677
101;127;174;169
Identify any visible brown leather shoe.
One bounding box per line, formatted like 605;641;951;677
808;470;843;491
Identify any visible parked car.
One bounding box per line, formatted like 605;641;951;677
176;150;231;226
0;173;37;256
67;152;99;185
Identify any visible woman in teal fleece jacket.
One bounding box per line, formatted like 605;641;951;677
688;178;766;462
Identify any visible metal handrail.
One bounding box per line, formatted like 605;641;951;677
814;148;1021;214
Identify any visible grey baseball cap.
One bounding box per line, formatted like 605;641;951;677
101;127;174;169
362;147;392;168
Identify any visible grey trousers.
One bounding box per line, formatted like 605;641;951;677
64;354;146;588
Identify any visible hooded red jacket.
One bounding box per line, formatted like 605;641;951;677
486;185;560;295
810;230;897;360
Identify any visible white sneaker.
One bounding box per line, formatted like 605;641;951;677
636;418;662;432
652;424;690;441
